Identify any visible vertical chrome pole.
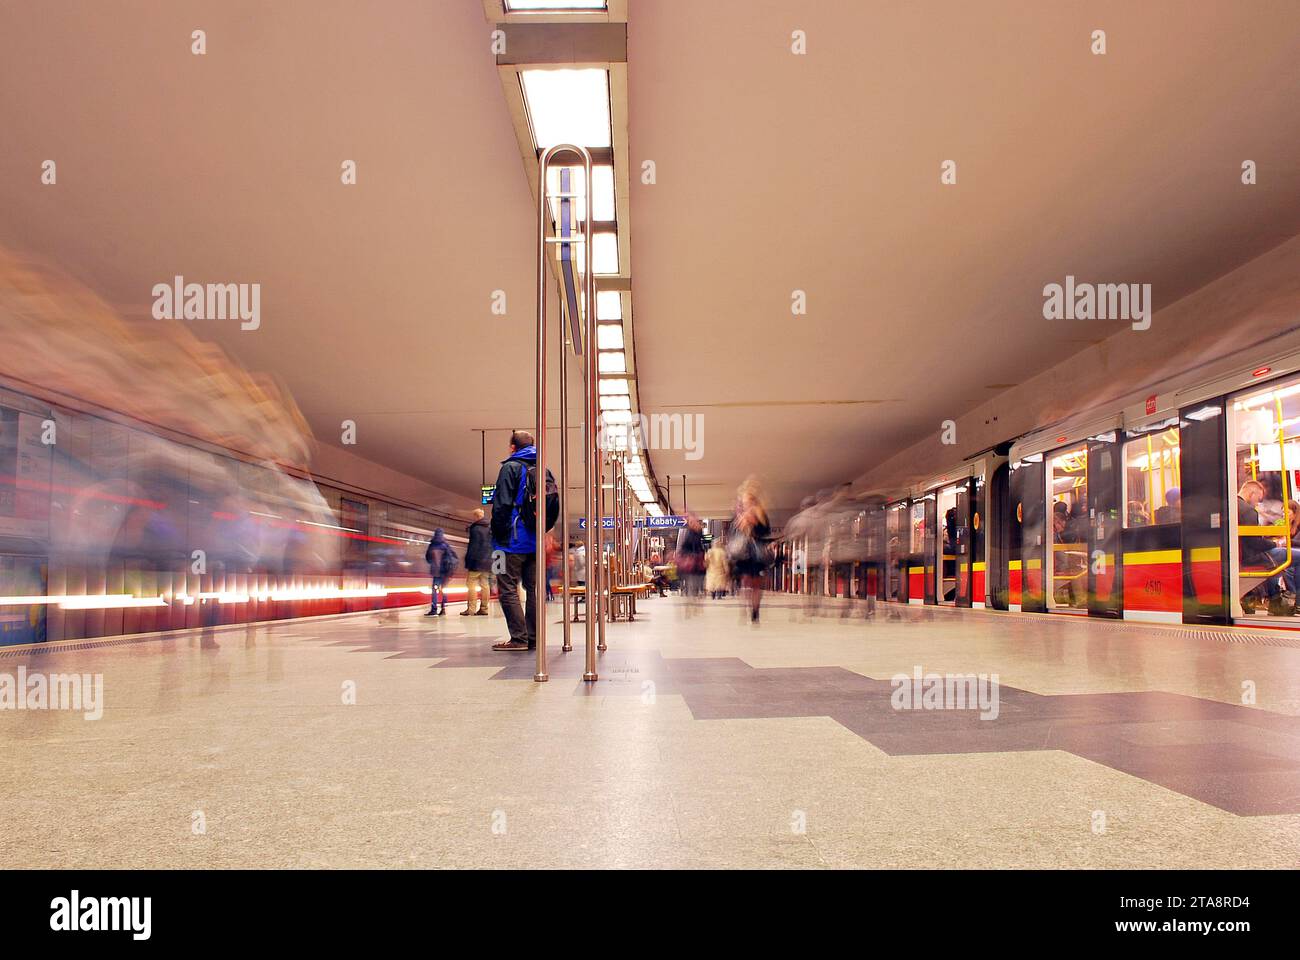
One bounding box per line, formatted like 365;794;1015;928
534;148;550;683
577;147;598;682
558;279;572;653
597;449;607;651
618;457;624;580
624;457;634;574
612;456;621;587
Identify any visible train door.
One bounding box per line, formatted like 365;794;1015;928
935;481;971;605
1119;416;1184;622
1227;376;1300;624
917;494;937;604
987;462;1010;609
1180;399;1228;624
970;473;987;607
1010;455;1046;612
1086;433;1123;618
1045;444;1089;614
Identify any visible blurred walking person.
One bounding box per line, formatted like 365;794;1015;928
424;528;457;616
727;477;772;624
674;513;707;616
705;536;730;599
544;531;559;602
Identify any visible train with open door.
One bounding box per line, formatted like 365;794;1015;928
776;351;1300;629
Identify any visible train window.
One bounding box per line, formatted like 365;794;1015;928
885;502;906;601
1229;378;1300;617
1122;420;1181;528
910;501;925;554
1047;444;1088;610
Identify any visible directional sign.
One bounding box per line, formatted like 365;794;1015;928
578;516;689;529
640;515;688;528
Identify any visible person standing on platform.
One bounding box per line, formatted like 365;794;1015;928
461;508;492;616
705;536;730;599
424;528;457;616
489;430;558;651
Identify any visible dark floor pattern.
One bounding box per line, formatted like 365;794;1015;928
321;620;1300;816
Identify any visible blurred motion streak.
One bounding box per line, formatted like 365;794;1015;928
0;250;454;643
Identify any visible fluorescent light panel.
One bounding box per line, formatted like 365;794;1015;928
520;69;611;150
598;351;626;374
507;0;606;10
593;233;619;274
597;325;624;349
596;290;622;320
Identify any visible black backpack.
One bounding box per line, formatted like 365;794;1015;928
518;461;560;533
439;544;459;577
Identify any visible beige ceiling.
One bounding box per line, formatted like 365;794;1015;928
628;0;1300;519
3;1;1300;525
0;0;544;503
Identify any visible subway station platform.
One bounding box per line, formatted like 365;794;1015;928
4;597;1299;870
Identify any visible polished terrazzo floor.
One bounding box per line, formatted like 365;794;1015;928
2;594;1299;868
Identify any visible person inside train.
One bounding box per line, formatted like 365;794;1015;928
1154;487;1181;525
1051;500;1076;542
1264;499;1300;607
942;507;959;601
1066;492;1090;543
1128;500;1150;526
1237;479;1285;613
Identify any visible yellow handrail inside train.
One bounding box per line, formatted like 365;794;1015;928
1249;397;1292;579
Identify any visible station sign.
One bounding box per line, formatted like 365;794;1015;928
578;516;688;529
640;515;688;528
480;485;495;505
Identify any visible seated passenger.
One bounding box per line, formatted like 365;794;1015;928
1264;500;1300;611
1153;487;1180;525
1054;501;1083;543
1238;479;1283;612
1127;500;1150;527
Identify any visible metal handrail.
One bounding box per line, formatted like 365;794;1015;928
534;144;599;682
1239;396;1293;582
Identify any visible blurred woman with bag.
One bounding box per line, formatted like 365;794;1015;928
727;476;772;623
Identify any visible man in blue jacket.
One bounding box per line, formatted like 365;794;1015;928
489;431;557;651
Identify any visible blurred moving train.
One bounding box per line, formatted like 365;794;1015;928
0;252;465;646
0;378;468;646
776;351;1300;629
